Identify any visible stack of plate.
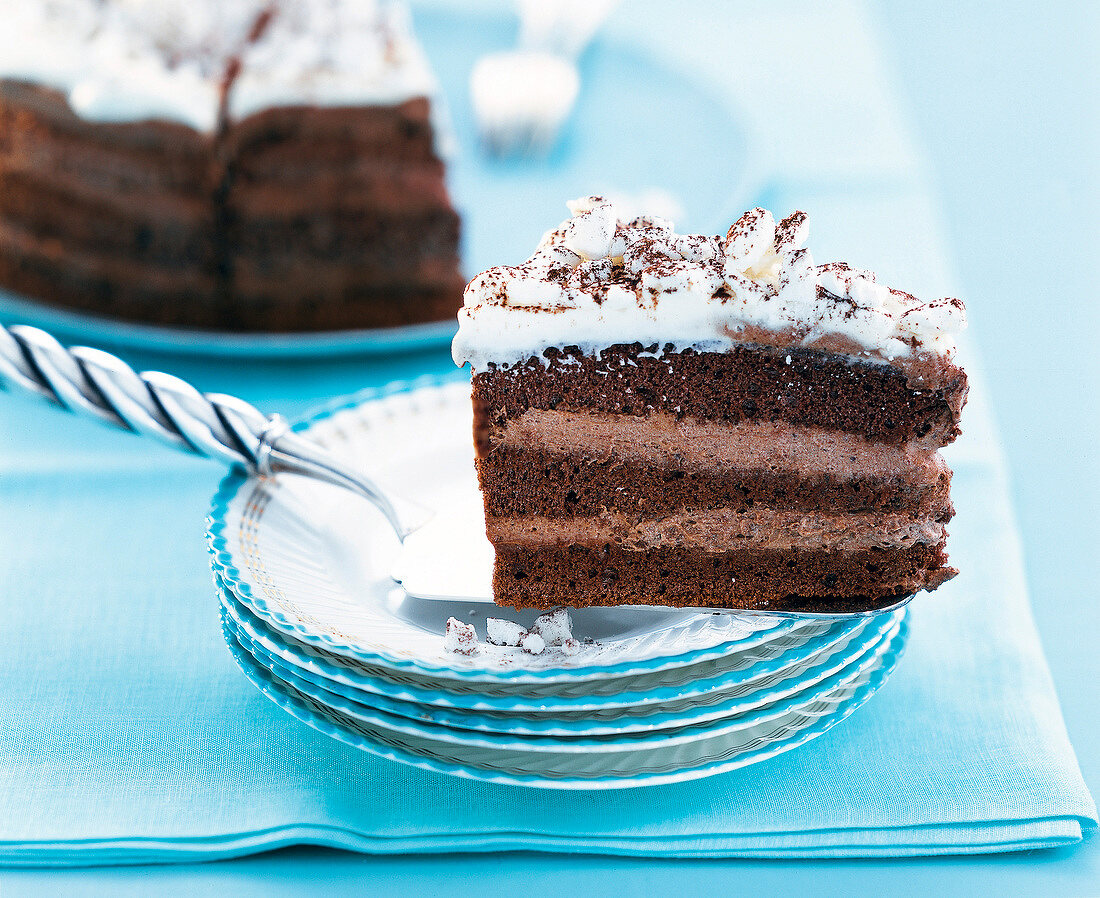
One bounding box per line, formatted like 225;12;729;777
207;378;910;789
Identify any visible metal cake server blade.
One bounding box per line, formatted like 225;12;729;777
390;508;496;603
0;323;911;620
387;483;913;619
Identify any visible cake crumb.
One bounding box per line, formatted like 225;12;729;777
445;609;586;659
533;608;573;645
520;632;546;654
486;617;526;647
444;617;478;655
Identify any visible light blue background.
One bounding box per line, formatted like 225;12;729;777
1;0;1096;893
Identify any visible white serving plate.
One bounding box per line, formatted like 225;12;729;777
226;615;903;754
228;620;907;788
208;380;859;686
227;606;904;741
216;572;884;712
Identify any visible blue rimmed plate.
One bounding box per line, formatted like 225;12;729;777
225;614;904;753
227;618;908;788
0;4;757;358
206;378;845;685
225;598;905;739
218;579;900;714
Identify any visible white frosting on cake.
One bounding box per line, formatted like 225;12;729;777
0;2;103;96
0;0;255;132
0;0;439;133
228;0;438;120
452;197;967;370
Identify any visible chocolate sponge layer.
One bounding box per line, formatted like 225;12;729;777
476;444;954;520
471;342;964;611
491;542;956;612
472;343;968;447
0;81;222;312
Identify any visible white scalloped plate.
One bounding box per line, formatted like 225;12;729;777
226;604;904;740
229;620;907;788
217;580;892;712
226;614;903;753
207;378;861;684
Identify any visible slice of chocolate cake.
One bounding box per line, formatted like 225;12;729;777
453;197;968;613
0;0;463;332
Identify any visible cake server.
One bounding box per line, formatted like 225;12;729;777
0;323;911;619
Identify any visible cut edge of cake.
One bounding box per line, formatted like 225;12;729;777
453;196;968;613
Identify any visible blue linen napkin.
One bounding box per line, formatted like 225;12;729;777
0;329;1095;864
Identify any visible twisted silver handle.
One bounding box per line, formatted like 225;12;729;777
0;324;431;539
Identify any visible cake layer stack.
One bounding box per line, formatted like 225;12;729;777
223;99;462;330
0;0;464;332
454;198;968;612
219;0;464;330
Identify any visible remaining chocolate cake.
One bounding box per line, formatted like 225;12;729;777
453;197;968;612
0;0;463;332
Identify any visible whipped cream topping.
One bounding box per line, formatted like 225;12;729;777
0;0;437;133
453;197;967;370
0;0;248;131
228;0;438;120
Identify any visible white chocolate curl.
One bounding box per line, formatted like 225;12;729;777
453;197;967;370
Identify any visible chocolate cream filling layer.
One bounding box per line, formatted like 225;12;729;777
484;409;950;552
487;508;946;553
491;408;949;482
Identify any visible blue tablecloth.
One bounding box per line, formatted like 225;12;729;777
0;347;1093;864
0;0;1095;883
